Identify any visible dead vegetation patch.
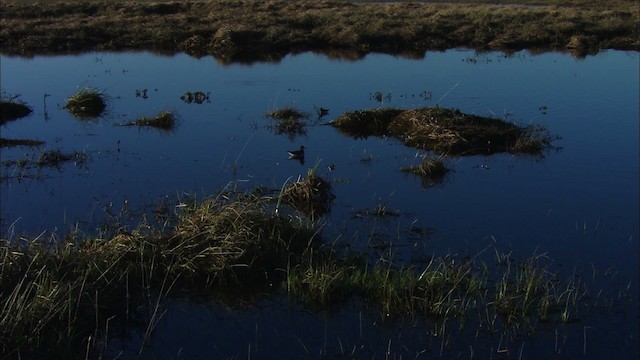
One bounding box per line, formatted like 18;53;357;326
333;107;556;156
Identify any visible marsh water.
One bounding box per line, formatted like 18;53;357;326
1;49;638;358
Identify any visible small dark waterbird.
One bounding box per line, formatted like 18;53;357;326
288;145;305;159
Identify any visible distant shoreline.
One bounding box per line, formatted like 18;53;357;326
1;0;638;61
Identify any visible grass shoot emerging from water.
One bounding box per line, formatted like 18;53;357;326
64;88;107;118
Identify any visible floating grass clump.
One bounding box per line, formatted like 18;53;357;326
122;111;176;131
180;91;210;104
281;166;335;217
0;99;32;125
333;107;556;156
402;156;451;188
402;156;450;178
65;88;107;118
267;107;309;138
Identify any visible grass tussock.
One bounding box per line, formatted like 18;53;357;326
0;99;33;125
122;111;176;131
281;166;335;217
402;157;451;180
64;88;107;118
333;107;556;156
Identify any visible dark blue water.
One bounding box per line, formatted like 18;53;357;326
1;49;638;358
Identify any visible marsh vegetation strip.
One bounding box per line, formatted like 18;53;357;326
332;107;556;156
0;191;606;358
0;0;637;60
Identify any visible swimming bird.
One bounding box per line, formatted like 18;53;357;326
288;145;305;159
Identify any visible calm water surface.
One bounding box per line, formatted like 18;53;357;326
1;49;638;358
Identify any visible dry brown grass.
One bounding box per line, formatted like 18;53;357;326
0;0;636;61
333;107;556;156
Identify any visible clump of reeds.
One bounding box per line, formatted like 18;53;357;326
280;166;335;217
122;111;176;131
64;88;107;118
266;107;308;138
0;99;32;125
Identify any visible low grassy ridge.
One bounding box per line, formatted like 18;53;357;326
332;107;556;156
0;0;636;61
0;187;602;357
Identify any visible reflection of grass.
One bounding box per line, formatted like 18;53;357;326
65;88;106;118
122;111;176;131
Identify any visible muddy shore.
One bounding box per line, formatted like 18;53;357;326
1;0;638;62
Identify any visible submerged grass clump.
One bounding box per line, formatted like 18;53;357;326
36;149;86;167
0;99;32;125
122;111;176;131
64;88;107;118
0;137;45;148
333;107;556;156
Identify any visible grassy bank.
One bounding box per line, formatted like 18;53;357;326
0;187;606;358
0;0;637;62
